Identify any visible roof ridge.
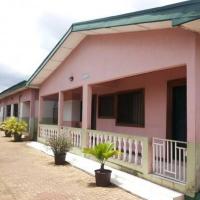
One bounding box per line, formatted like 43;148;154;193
73;0;200;26
27;0;200;86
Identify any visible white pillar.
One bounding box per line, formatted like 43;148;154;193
11;104;14;117
0;106;3;122
3;105;5;120
58;91;64;126
19;102;23;119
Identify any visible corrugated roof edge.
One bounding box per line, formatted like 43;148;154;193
73;0;200;26
0;80;27;99
26;0;200;86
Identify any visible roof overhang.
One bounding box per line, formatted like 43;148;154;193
28;21;173;86
27;0;200;86
181;19;200;33
0;80;28;100
0;88;26;100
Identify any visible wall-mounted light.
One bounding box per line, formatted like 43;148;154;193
69;76;74;82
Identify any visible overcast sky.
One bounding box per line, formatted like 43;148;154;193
0;0;184;92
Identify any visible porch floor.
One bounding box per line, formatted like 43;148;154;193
28;142;184;200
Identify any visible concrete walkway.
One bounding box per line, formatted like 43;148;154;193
0;134;141;200
28;142;184;200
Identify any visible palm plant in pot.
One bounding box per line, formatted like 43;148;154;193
83;142;119;187
47;134;71;165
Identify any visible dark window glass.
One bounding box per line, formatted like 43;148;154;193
53;103;58;124
6;105;11;117
80;101;82;122
14;104;18;117
116;90;144;127
98;95;114;118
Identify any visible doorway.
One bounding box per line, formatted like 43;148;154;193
167;79;187;142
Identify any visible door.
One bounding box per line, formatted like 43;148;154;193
172;85;187;142
167;79;187;142
91;95;97;130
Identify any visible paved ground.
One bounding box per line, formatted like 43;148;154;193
0;133;142;200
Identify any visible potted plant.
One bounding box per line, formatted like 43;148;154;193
83;142;119;187
0;117;19;137
6;117;27;142
47;134;71;165
0;120;12;137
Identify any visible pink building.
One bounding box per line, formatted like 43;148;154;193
1;0;200;198
0;81;39;140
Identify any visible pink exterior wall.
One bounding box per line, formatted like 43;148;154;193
0;89;35;105
40;28;195;95
38;28;199;142
95;67;185;138
0;88;39;120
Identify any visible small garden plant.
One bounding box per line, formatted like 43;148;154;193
0;117;16;137
0;120;11;137
83;142;119;171
0;117;27;141
47;133;71;165
83;142;119;186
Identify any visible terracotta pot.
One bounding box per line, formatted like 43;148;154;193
95;169;112;187
14;133;22;142
54;153;66;165
5;131;12;137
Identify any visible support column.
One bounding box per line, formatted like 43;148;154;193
2;105;5;120
82;85;92;129
0;105;3;122
29;90;36;140
194;35;200;194
11;104;14;117
19;102;23;119
38;96;44;124
184;35;200;197
186;61;197;196
81;85;92;148
58;91;64;127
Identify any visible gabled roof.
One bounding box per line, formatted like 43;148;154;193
27;0;200;86
0;80;27;99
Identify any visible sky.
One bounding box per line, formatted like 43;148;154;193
0;0;184;92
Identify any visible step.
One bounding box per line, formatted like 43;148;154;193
27;142;184;200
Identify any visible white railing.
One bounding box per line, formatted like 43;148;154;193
88;130;148;167
153;138;187;183
61;127;82;148
38;124;82;148
38;124;150;174
39;124;59;139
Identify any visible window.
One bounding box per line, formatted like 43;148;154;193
116;89;144;127
6;105;11;117
98;94;115;118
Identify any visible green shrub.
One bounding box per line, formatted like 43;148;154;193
0;121;7;131
1;117;27;135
